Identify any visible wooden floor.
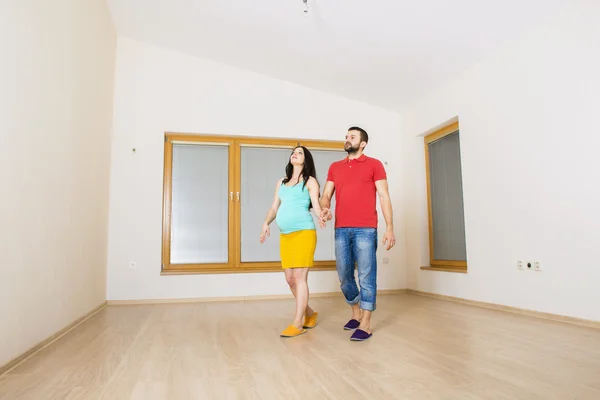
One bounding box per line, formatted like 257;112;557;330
1;294;600;400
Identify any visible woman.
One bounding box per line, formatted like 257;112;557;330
260;146;325;338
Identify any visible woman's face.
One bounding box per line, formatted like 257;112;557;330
290;147;305;166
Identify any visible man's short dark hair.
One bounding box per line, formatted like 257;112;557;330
348;126;368;144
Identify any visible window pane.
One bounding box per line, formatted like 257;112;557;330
170;143;229;264
429;131;467;261
240;147;290;262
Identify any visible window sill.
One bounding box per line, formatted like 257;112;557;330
420;266;467;274
161;261;337;275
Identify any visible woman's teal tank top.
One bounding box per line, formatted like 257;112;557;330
275;181;316;234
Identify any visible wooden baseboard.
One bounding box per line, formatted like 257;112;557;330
406;289;600;329
107;289;407;306
420;266;467;274
0;301;107;377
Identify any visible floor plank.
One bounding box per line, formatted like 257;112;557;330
1;294;599;400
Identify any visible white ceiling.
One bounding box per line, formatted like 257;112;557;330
106;0;567;112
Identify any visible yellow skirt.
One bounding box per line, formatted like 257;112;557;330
280;229;317;269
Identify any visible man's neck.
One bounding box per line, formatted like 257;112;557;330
347;151;363;160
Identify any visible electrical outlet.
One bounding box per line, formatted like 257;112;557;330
383;257;389;264
129;261;137;269
517;261;524;270
534;261;542;271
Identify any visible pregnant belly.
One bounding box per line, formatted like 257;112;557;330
276;207;313;232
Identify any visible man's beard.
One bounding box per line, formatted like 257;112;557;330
344;142;359;154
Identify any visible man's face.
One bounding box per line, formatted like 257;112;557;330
344;130;363;154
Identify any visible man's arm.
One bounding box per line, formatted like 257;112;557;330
375;179;395;250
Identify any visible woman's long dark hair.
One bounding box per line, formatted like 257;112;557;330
282;146;319;208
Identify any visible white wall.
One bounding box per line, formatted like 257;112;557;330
401;1;600;321
0;0;116;367
106;38;405;301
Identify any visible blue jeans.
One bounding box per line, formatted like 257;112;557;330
334;228;378;312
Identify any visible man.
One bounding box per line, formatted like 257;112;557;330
320;126;395;341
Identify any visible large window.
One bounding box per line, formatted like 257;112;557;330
162;133;345;274
422;122;468;273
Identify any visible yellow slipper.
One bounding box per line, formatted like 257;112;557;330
303;312;319;329
280;325;307;338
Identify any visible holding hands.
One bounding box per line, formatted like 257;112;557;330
316;208;331;228
317;207;330;228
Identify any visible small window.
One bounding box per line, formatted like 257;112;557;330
423;122;467;272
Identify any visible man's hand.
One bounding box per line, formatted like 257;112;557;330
375;179;395;251
320;208;332;223
259;223;270;244
382;230;396;250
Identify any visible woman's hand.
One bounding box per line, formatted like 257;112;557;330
320;208;332;222
259;223;270;243
315;208;326;228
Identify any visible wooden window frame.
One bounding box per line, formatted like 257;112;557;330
161;132;345;275
421;122;468;273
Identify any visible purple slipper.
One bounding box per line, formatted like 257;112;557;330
350;329;372;341
343;319;360;330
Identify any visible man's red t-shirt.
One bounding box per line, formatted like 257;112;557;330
326;154;387;229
